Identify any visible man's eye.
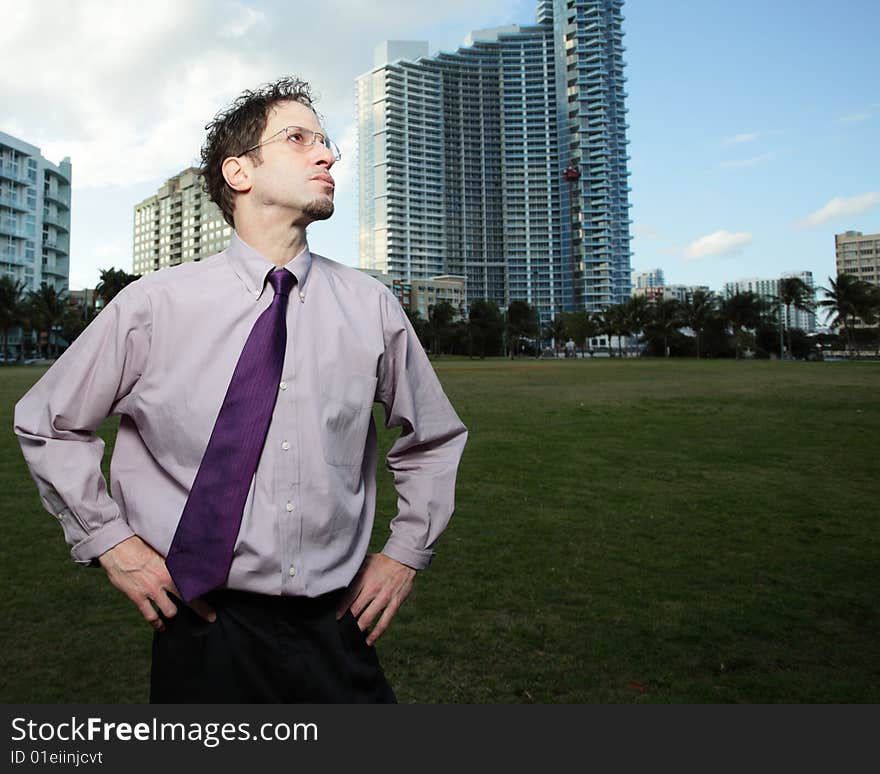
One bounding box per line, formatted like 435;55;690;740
290;131;306;143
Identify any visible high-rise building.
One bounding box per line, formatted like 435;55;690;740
133;167;231;276
723;272;816;332
632;268;665;289
0;130;71;294
357;0;631;321
835;230;879;286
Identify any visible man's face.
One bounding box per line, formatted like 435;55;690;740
246;100;336;224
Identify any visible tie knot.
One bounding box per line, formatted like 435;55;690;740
267;269;296;297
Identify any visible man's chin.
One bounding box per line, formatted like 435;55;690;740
303;199;334;221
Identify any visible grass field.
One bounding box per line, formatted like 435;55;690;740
1;359;878;703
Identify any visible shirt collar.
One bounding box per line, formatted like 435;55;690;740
226;231;313;302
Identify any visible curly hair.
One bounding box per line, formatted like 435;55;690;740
199;76;317;227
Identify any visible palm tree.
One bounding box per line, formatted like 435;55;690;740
818;274;872;354
27;283;68;359
428;300;456;357
680;289;716;358
776;277;815;359
857;282;880;354
644;299;682;357
0;275;26;361
95;267;139;306
504;299;539;358
598;304;630;357
720;291;768;359
542;313;567;355
622;296;650;348
467;300;503;358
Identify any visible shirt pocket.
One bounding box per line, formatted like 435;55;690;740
319;374;378;467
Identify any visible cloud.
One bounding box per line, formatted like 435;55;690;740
836;111;871;126
720;152;776;169
683;230;752;261
794;192;880;230
2;0;545;287
220;5;267;38
722;132;759;146
2;0;516;189
632;223;659;241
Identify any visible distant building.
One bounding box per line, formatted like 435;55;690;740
631;283;708;303
835;230;879;286
0;130;71;293
723;272;816;332
632;269;665;289
357;268;466;320
663;284;710;303
133;167;231;276
1;130;72;358
408;275;466;320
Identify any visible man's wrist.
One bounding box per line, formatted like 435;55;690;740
379;539;432;571
72;519;136;566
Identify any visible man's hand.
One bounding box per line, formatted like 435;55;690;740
97;536;215;631
336;553;416;646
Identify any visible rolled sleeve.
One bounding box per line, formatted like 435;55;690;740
14;284;150;564
376;291;467;569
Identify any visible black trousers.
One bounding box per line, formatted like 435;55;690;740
150;589;396;703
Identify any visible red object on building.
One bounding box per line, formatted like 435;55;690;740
563;164;580;182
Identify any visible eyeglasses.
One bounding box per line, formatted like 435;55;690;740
238;125;341;161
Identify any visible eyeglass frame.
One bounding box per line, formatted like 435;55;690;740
237;125;341;161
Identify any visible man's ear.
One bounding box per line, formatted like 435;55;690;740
221;156;252;193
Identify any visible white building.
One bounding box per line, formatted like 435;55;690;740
1;130;72;358
133;167;231;276
0;130;71;294
723;272;816;332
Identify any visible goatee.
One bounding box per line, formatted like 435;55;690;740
304;198;334;221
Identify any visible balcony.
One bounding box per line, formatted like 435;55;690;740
44;187;70;207
43;211;70;231
0;250;28;266
0;222;27;239
0;163;35;185
0;194;29;211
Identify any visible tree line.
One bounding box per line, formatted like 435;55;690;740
410;275;880;359
2;269;877;361
0;267;138;361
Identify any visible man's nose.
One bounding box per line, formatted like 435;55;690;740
314;142;335;167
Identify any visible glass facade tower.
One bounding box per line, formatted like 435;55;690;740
357;0;631;319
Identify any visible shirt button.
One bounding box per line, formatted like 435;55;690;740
286;501;294;512
288;566;297;577
281;440;290;450
280;381;288;390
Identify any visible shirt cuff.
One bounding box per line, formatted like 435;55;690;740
70;519;137;565
380;537;434;571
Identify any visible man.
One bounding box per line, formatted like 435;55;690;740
14;76;467;703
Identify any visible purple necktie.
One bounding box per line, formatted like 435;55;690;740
166;268;296;602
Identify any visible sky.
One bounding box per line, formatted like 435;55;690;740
2;0;878;294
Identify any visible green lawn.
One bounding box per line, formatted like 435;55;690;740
1;359;878;703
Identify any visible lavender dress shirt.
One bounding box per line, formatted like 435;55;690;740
14;234;468;597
